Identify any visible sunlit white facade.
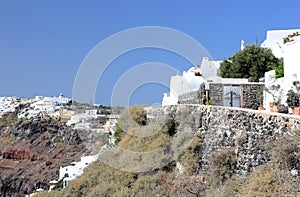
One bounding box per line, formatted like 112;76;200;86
261;29;300;58
262;29;300;110
162;57;221;106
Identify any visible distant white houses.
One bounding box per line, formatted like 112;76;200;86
85;109;98;115
58;117;118;189
2;94;117;196
73;122;92;130
18;95;71;119
32;95;71;108
66;114;87;126
0;97;30;117
66;112;105;128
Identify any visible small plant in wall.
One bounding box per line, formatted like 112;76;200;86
265;84;281;112
205;99;213;105
283;32;300;44
286;81;300;115
256;86;265;110
195;90;202;104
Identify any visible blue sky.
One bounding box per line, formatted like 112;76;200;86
0;1;299;106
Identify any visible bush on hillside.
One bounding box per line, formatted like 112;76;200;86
208;148;237;186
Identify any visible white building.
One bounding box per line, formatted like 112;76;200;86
0;97;29;116
59;155;98;187
200;57;222;78
162;57;221;106
0;97;16;116
262;29;300;110
283;34;300;92
261;29;300;58
33;95;71;106
85;109;98;115
264;70;284;111
18;95;71;119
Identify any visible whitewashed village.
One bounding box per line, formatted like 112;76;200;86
163;28;300;115
0;28;300;196
0;94;119;196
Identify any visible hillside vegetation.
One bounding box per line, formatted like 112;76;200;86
38;105;300;197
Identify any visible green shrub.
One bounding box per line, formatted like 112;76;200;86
114;124;124;144
0;112;18;128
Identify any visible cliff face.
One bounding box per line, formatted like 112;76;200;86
0;116;87;197
2;105;299;196
145;105;300;175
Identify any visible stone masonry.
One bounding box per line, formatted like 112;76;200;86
145;105;300;176
177;83;264;110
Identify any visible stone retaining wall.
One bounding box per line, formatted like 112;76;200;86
241;83;264;109
145;105;300;175
177;83;264;110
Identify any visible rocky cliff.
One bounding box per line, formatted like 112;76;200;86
0;114;87;197
145;105;300;175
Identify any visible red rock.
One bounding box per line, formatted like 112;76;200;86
12;149;18;159
24;150;30;159
14;150;24;160
3;148;15;159
1;148;30;160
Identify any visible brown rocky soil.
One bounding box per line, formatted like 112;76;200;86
0;116;89;197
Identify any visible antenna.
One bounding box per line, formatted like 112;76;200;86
256;35;258;45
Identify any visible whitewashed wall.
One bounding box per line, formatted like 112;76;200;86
262;29;300;110
261;29;300;58
283;37;300;96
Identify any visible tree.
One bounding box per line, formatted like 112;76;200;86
219;44;281;82
273;59;284;79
